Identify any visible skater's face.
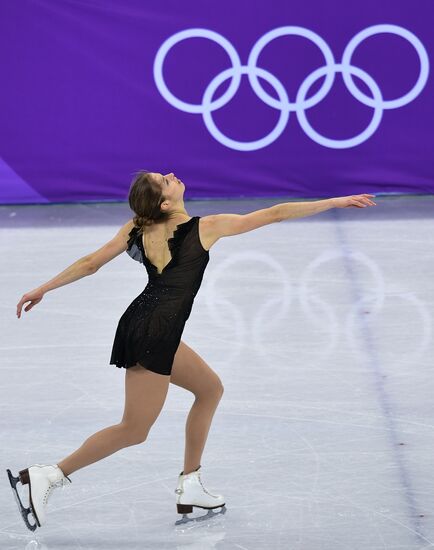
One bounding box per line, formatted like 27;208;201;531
151;172;185;211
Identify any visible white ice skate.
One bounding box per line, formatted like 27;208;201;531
174;464;226;525
6;464;72;530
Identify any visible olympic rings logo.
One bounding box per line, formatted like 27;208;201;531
153;25;429;151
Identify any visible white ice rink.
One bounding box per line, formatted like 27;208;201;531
1;196;433;549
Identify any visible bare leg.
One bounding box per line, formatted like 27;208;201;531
183;395;223;475
57;423;138;477
170;341;224;475
57;365;170;477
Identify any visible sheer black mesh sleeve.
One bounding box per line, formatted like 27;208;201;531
126;226;143;264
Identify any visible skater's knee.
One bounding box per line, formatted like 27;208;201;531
119;423;149;446
213;382;224;400
197;381;224;402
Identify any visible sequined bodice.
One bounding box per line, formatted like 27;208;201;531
126;216;209;309
111;216;209;374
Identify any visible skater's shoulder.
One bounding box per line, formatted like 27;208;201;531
86;219;137;271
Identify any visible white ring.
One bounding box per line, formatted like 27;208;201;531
296;63;383;149
247;26;336;111
153;28;242;114
202;66;290;151
342;24;430;109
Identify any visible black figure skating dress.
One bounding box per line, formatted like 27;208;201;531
109;216;209;376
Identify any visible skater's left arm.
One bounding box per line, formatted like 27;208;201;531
16;220;135;318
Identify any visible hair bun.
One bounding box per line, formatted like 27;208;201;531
133;215;149;229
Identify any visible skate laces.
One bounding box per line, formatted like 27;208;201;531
197;471;218;498
175;470;218;498
48;466;72;488
43;470;70;505
42;480;63;506
52;477;70;489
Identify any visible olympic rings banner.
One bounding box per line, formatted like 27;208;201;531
1;0;433;204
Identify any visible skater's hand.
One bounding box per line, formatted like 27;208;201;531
16;288;45;318
332;194;376;208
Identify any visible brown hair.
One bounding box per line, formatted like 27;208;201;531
128;170;170;232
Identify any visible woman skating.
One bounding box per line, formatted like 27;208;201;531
7;170;376;530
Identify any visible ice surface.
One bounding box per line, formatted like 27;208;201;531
0;196;433;549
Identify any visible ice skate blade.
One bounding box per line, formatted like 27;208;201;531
175;504;227;526
6;469;40;531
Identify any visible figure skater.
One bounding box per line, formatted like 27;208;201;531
7;170;376;530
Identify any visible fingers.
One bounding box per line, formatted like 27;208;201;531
17;296;30;318
24;299;39;312
17;298;25;318
356;194;376;206
335;194;377;208
17;290;43;318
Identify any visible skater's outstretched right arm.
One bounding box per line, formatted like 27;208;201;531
16;219;135;319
